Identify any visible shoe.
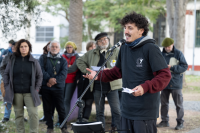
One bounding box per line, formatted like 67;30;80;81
61;128;69;133
175;123;184;130
46;129;54;133
39;116;46;122
156;121;169;127
24;118;28;122
54;121;60;127
2;118;9;123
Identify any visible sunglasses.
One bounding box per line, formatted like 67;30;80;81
66;47;73;49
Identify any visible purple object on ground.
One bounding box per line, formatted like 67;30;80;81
67;86;79;122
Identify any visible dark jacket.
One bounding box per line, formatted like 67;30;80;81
0;52;13;80
39;53;68;90
162;46;188;89
3;54;43;107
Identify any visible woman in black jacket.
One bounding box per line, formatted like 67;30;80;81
3;39;43;133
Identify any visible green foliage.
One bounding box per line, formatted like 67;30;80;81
60;36;68;49
45;0;69;21
85;0;166;32
0;0;42;39
45;0;166;42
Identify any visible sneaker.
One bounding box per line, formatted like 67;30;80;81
39;116;46;122
156;121;169;127
61;128;69;133
1;118;9;123
175;123;184;130
46;129;54;133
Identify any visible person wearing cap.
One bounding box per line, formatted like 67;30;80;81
0;42;17;123
157;38;188;130
0;40;15;100
76;32;121;130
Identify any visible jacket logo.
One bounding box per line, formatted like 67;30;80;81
136;57;143;67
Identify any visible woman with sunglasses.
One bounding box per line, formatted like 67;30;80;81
54;41;79;126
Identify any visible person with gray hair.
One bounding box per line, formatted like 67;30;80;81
39;41;69;133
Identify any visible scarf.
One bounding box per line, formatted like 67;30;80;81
65;52;77;58
125;36;144;47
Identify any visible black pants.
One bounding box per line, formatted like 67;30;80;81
78;98;94;119
42;89;66;129
120;116;157;133
161;89;184;124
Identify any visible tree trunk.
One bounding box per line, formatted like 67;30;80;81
68;0;83;52
167;0;188;87
166;0;174;38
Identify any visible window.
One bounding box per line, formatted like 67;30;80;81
196;10;200;47
35;26;54;42
153;14;166;46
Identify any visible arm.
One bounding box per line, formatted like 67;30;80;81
35;61;43;91
68;54;79;73
170;52;188;74
97;66;122;82
140;68;171;94
0;54;9;77
76;53;89;74
39;55;51;82
3;60;10;87
55;59;68;84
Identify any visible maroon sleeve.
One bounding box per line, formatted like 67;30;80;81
141;68;171;94
97;66;122;82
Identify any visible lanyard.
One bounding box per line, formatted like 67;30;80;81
50;59;58;75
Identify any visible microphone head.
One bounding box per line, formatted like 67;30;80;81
119;39;126;45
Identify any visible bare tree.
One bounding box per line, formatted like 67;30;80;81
68;0;83;52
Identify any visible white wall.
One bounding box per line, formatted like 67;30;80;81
185;1;200;66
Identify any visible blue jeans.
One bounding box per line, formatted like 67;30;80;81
4;103;12;119
93;90;121;129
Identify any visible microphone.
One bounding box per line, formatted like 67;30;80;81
108;39;126;52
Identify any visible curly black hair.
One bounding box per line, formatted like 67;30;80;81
15;39;32;56
120;12;149;36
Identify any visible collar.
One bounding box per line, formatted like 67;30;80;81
47;52;61;58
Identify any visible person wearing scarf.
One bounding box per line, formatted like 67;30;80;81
57;41;79;127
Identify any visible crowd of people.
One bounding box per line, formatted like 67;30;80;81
0;11;188;133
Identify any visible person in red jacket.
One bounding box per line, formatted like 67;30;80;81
62;41;79;120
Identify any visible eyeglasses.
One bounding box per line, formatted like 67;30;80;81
66;47;73;49
97;38;109;43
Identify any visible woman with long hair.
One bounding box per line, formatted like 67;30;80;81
3;39;43;133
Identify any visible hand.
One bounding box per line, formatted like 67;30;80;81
47;82;52;87
49;78;57;85
132;85;144;97
83;68;98;80
104;68;109;70
68;65;71;67
2;55;5;57
168;65;171;69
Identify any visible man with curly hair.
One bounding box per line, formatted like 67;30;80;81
83;12;171;133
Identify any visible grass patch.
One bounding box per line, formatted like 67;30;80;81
186;75;200;83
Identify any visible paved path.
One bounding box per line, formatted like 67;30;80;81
187;127;200;133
